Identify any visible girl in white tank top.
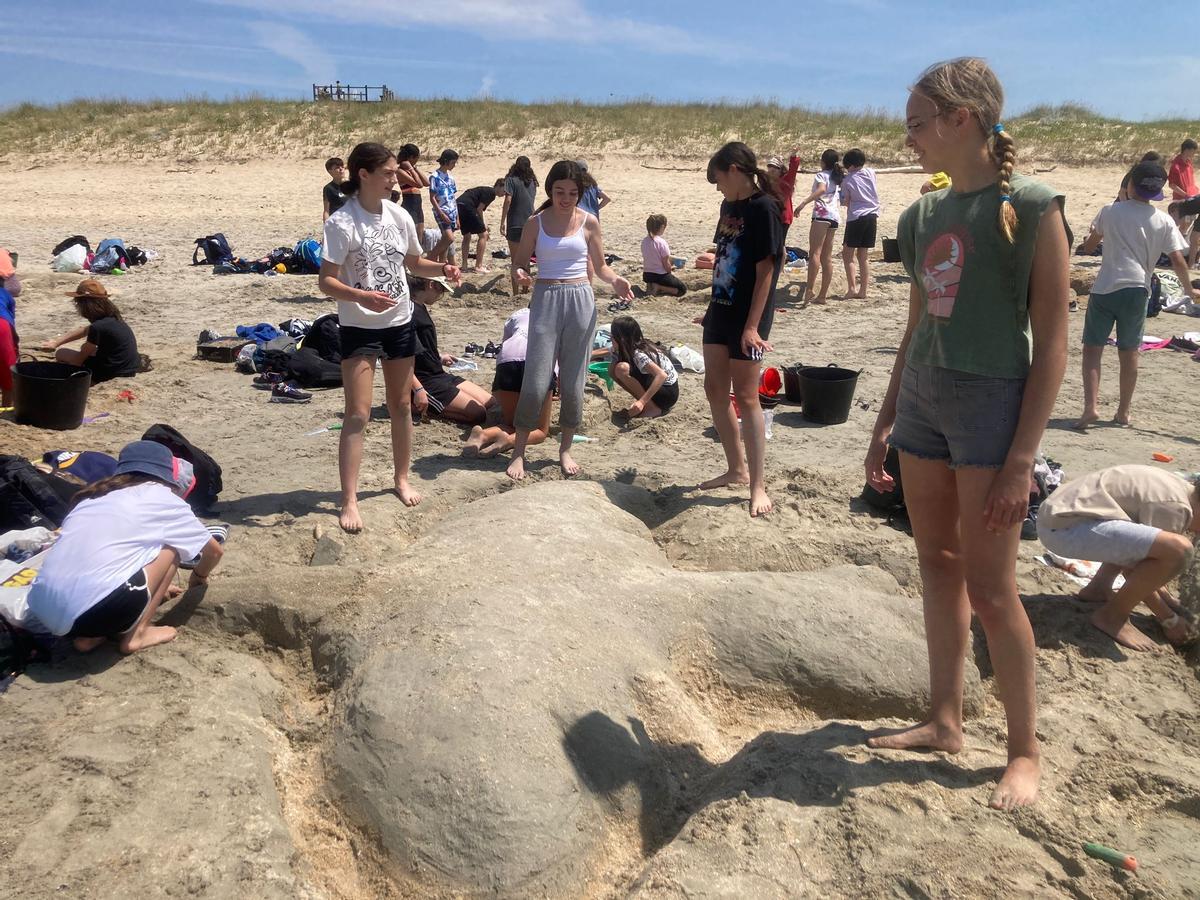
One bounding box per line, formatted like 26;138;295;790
507;160;633;481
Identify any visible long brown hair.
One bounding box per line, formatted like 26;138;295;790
344;142;395;196
69;473;168;510
912;57;1018;243
706;142;783;207
74;294;123;321
535;160;593;213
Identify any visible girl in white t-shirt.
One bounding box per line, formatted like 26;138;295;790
608;315;679;417
27;441;224;655
793;149;845;305
320;142;463;533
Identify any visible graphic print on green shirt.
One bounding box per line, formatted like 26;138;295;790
897;174;1068;379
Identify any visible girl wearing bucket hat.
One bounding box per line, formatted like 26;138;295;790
36;278;140;382
26;441;224;655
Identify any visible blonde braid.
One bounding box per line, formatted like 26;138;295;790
993;126;1018;243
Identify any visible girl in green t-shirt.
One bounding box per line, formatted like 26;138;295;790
863;57;1070;813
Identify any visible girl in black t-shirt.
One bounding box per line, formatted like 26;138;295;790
699;142;784;518
37;278;139;382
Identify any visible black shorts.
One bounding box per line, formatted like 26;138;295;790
643;271;687;295
457;203;487;236
340;322;416;361
1171;196;1200;218
813;217;839;230
505;225;524;244
844;214;878;248
702;300;775;362
69;567;150;639
492;360;555;394
420;371;465;414
632;368;679;412
401;192;424;226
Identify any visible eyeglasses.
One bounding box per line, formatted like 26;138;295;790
905;110;943;137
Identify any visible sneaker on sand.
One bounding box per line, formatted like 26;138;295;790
253;371;284;389
270;382;312;403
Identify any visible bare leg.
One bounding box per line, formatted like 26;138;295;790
337;356;376;532
382;356;421;507
463;425;487;457
1074;343;1103;429
1092;531;1193;651
461;233;473;269
118;548;182;654
54;347;89;367
804;221;830;304
868;453;968;756
1078;561;1122;603
475;230;490;272
1113;348;1138;425
841;244;857;298
857;247;871;298
699;344;749;489
731;358;771;516
818;230;834;301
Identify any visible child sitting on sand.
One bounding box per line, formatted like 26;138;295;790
37;279;140;383
608;315;679;418
410;275;495;424
1038;464;1199;651
640;214;687;297
1073;162;1195;430
462;307;553;458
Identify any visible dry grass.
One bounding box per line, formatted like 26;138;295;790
0;97;1194;166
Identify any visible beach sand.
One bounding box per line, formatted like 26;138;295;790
1;156;1198;898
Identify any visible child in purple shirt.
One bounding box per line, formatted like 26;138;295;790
840;148;881;299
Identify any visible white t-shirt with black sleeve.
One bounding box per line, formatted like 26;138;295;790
322;196;421;329
633;348;678;386
26;482;213;636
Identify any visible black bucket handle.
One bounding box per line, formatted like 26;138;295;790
823;362;865;376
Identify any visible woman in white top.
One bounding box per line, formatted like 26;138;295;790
27;441;224;655
508;160;633;480
794;148;845;304
320;142;462;532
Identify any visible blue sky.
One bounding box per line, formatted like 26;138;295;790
1;1;1196;120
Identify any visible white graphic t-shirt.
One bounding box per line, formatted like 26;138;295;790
322;196;420;329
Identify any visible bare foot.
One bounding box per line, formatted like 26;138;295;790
395;479;422;507
119;625;178;654
1091;610;1160;651
559;450;581;477
339;499;363;533
698;469;750;490
463;425;485;458
809;297;827;306
867;720;964;753
749;487;773;518
1072;411;1099;431
475;266;492;274
1111;414;1131;427
72;636;106;653
989;755;1040;811
167;584;185;599
479;437;511;458
507;454;527;481
1163;616;1198;646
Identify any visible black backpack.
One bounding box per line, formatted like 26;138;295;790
192;233;234;266
287;347;343;387
1147;274;1162;318
301;313;342;363
0;617;37;681
51;235;91;257
125;246;149;266
0;455;79;531
861;446;905;515
142;424;223;512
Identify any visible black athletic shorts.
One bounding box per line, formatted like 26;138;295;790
492;360;556;394
340;323;416;361
505;225;524;244
420;371;465;414
643;271;687;295
844;214;878;248
632;367;679;412
457;203;487;235
813;217;839;230
69;567;150;639
1171;196;1200;218
401;192;424;226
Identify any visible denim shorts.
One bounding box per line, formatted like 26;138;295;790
888;362;1025;469
1082;287;1148;350
1037;519;1160;568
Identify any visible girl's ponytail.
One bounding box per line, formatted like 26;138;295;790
993;124;1018;243
820;148;845;186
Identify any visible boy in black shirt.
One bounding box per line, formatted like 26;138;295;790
456;179;506;273
323;157;348;221
409;276;496;424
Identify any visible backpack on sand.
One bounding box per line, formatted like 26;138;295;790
293;238;322;274
142;424;223;512
861;446;905;516
0;455;79;531
192;233;234;266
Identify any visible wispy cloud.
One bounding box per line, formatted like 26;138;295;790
478;73;497;98
245;22;337;83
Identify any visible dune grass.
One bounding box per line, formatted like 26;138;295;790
0;97;1194;166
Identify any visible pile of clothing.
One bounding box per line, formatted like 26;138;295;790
50;236;154;274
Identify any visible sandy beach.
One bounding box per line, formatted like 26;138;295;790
1;154;1198;898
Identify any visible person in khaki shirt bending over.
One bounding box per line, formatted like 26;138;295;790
1038;465;1200;651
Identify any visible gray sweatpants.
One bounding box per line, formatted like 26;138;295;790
515;281;597;432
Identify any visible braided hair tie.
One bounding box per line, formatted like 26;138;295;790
993;123;1005;135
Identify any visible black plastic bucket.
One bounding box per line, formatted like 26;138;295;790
12;361;92;430
882;238;901;263
782;364;806;403
799;364;860;425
